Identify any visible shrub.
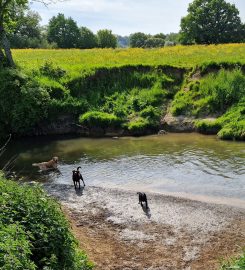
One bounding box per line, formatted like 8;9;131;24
39;61;66;79
79;111;122;128
0;69;51;136
0;176;93;270
39;77;67;100
0;223;36;270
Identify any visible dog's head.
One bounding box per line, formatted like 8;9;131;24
52;157;58;163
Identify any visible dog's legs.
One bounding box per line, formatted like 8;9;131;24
73;180;77;189
82;179;85;186
78;180;81;189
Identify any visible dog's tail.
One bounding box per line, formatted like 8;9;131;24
32;163;39;167
77;166;81;171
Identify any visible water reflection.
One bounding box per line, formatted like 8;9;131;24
1;133;244;202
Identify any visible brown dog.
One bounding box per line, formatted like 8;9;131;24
32;157;58;171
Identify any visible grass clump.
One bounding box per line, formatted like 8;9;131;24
79;111;122;129
216;99;245;140
126;117;151;134
0;175;93;270
195;119;221;134
220;249;245;270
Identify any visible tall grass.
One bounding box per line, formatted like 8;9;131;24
12;44;245;75
171;68;245;117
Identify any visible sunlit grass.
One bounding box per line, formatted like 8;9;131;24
12;44;245;75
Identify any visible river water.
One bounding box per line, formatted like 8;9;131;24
1;133;245;207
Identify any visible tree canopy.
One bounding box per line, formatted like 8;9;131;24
8;10;42;48
180;0;245;44
79;26;98;49
97;29;117;48
47;13;80;48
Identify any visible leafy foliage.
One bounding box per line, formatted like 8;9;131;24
180;0;245;44
47;13;80;48
0;68;50;136
0;176;94;270
79;27;98;49
129;32;149;48
97;29;117;49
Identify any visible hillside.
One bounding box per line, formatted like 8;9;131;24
0;44;244;140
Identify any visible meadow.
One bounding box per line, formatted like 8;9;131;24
13;44;245;74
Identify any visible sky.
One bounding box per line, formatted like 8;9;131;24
31;0;245;36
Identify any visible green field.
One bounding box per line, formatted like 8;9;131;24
13;44;245;75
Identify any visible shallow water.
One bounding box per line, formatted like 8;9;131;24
1;133;245;206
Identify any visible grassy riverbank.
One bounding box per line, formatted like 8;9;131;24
0;175;93;269
0;45;244;140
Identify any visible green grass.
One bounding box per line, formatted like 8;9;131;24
12;44;245;76
220;249;245;270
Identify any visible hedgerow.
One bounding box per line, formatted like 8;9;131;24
0;175;93;270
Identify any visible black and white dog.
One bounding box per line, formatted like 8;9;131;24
137;192;148;209
72;167;85;189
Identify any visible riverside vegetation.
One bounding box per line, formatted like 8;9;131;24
0;44;244;140
0;174;93;270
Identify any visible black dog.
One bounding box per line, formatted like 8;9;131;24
137;192;148;209
72;167;85;189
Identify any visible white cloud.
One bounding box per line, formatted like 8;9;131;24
30;0;245;35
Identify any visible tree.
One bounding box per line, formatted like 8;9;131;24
144;38;165;48
97;29;117;48
129;32;148;48
180;0;245;44
154;33;166;40
47;13;80;48
8;10;42;48
0;0;55;67
79;26;97;49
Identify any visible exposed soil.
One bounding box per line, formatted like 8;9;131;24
45;184;245;270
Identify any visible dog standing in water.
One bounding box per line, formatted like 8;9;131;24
32;157;58;171
137;192;148;209
72;167;85;189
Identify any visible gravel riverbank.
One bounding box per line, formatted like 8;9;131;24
44;184;245;270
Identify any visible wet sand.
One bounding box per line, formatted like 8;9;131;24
45;184;245;270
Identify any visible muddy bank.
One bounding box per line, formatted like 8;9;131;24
44;184;245;270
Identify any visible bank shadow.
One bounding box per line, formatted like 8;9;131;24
141;204;151;219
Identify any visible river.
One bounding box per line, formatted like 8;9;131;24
1;133;244;207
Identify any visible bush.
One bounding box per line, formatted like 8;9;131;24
79;111;122;128
0;176;93;270
39;77;67;100
0;68;51;136
0;224;36;270
39;61;66;79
